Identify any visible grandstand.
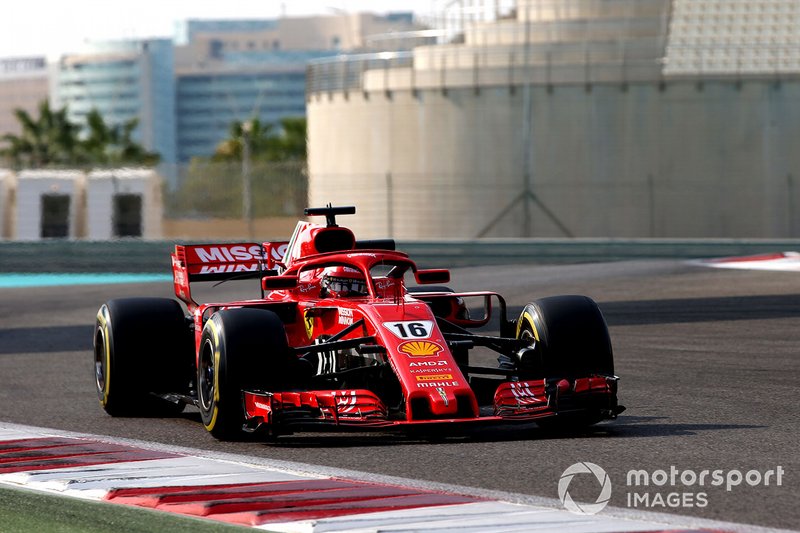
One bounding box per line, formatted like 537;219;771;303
666;0;800;75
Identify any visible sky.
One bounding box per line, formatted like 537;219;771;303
0;0;438;59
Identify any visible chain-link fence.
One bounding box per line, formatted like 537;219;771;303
163;160;307;219
154;160;307;240
2;153;797;241
152;163;800;240
308;171;800;240
164;161;308;218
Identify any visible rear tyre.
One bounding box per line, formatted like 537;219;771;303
94;298;193;416
197;308;293;440
515;295;615;429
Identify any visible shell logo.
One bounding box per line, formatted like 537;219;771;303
398;340;443;357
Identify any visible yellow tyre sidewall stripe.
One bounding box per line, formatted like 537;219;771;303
204;318;222;431
96;307;111;407
516;306;541;342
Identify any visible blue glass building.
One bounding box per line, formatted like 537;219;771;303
52;14;419;164
53;39;177;164
175;50;336;162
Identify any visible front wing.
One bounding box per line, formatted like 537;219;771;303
242;376;622;433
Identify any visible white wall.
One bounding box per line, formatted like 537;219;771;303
308;81;800;239
0;169;11;239
86;169;162;240
1;168;164;240
14;171;83;240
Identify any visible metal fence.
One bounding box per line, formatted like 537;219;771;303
2;161;795;241
162;160;308;220
142;166;800;239
308;171;800;240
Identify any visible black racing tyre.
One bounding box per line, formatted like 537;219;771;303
94;298;193;417
515;295;614;429
197;308;293;440
515;295;614;379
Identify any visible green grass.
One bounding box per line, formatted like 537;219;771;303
0;485;257;533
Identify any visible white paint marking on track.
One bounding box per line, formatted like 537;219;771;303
691;251;800;272
257;502;684;533
2;456;307;495
0;422;794;533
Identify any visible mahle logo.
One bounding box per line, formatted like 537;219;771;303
558;462;612;515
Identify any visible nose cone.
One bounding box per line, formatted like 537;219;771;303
408;380;478;420
364;302;477;421
428;386;458;415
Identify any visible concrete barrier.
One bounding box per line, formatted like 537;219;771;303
2;238;800;272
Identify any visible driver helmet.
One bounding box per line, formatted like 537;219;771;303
321;266;367;297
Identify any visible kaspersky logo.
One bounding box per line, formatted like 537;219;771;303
558;462;612;515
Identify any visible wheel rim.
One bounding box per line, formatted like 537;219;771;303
198;339;215;412
93;327;106;396
520;325;536;346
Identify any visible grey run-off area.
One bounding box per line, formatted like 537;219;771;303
0;259;797;529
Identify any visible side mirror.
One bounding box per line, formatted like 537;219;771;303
414;269;450;285
262;275;298;291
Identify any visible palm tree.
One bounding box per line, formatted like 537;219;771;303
1;102;160;168
212;118;274;162
82;109;160;166
0;101;81;167
270;117;307;161
81;109;113;162
211;116;307;162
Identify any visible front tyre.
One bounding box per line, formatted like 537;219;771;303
94;298;192;416
515;295;617;429
198;308;291;440
515;295;614;379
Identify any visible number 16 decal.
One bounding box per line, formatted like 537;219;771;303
382;320;434;339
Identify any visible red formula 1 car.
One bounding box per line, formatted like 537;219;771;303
94;206;624;440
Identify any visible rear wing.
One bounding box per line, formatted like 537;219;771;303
171;242;288;306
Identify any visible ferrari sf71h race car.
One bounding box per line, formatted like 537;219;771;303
94;206;624;440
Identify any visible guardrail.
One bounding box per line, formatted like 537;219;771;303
2;239;800;272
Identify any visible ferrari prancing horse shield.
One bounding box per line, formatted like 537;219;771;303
304;309;314;338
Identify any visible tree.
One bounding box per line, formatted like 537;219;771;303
211;116;306;162
0;101;81;167
168;116;308;219
0;101;160;168
212;118;273;162
269;117;307;161
82;109;160;166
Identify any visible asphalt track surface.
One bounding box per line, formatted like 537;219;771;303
1;260;798;530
